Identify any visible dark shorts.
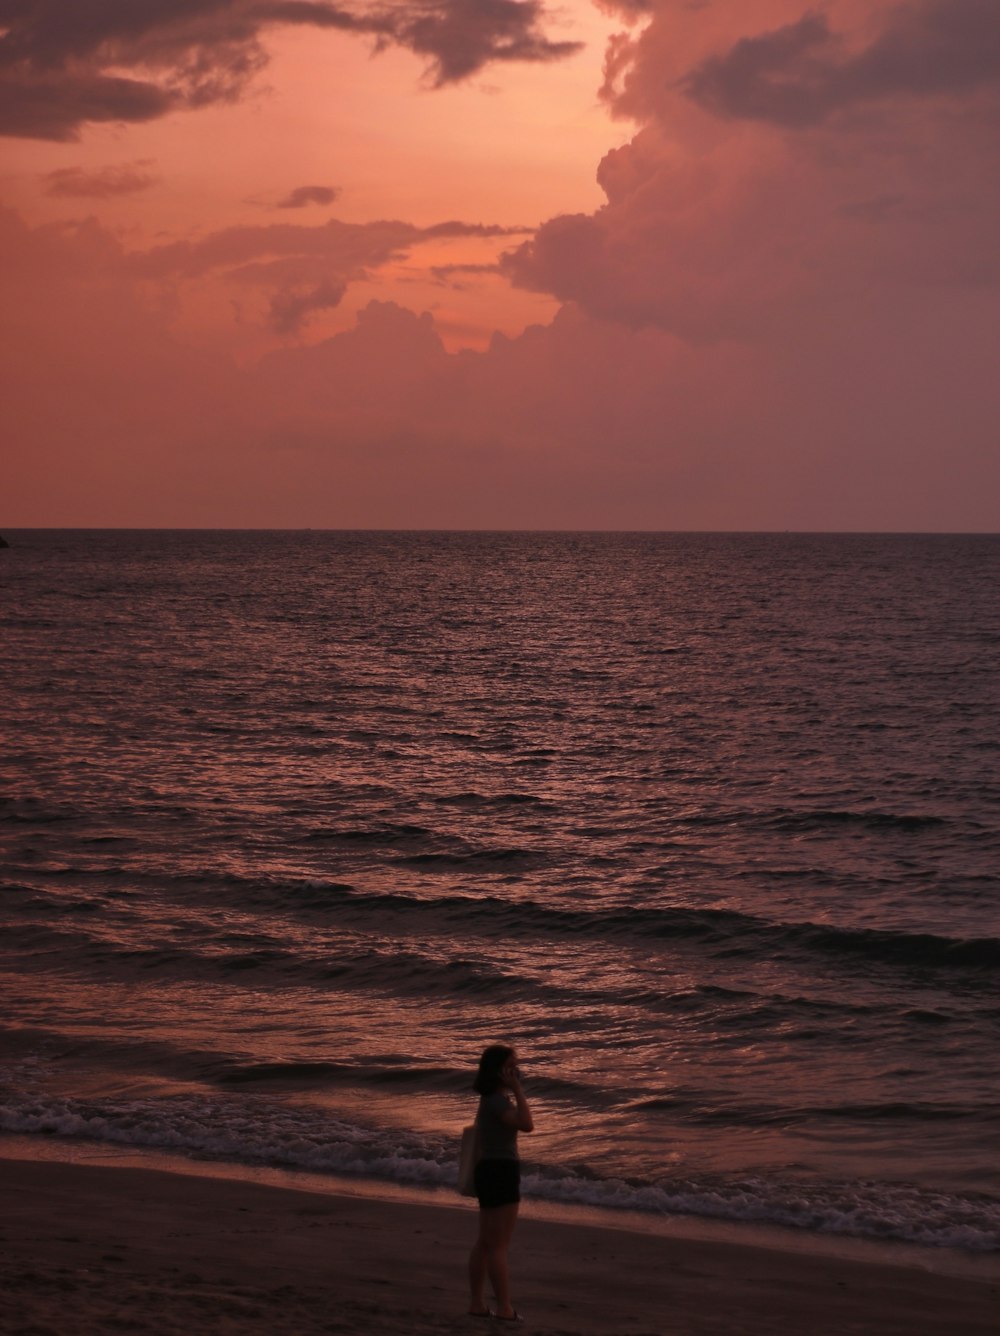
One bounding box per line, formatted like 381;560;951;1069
474;1157;521;1210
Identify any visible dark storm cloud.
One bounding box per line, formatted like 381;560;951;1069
391;0;580;86
684;0;1000;127
275;184;340;209
0;0;366;68
0;0;582;140
0;68;178;140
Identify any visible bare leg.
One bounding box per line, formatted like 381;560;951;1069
468;1203;519;1317
468;1234;489;1313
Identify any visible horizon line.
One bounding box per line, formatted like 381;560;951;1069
2;526;998;538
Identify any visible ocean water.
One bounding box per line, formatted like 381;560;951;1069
1;529;998;1253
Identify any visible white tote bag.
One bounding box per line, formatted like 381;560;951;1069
457;1122;480;1196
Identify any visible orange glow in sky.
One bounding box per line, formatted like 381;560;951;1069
1;1;998;529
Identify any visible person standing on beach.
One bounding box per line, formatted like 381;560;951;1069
467;1044;534;1322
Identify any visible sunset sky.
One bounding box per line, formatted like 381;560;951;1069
2;0;999;529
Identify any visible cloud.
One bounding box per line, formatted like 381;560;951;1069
275;184;340;209
592;0;653;20
42;160;160;199
429;262;500;286
130;218;421;280
3;8;998;531
506;121;1000;339
0;0;583;140
388;0;582;86
0;1;271;140
129;215;529;287
268;277;347;332
123;212;530;337
0;69;178;141
3;205;999;531
684;0;1000;126
505;1;1000;339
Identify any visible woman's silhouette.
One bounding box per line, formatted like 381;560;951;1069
467;1044;534;1321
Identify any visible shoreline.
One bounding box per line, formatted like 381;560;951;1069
2;1140;997;1335
1;1131;995;1282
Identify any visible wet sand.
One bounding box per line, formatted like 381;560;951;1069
1;1154;996;1335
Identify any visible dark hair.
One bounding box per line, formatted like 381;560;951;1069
473;1044;514;1096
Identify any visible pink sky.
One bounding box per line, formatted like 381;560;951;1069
2;0;998;529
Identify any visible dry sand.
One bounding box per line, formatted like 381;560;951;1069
1;1152;997;1335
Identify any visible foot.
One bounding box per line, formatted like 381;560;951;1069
468;1307;494;1318
494;1311;524;1322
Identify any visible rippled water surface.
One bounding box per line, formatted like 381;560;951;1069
1;530;998;1251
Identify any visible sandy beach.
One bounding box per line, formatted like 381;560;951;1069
1;1151;996;1336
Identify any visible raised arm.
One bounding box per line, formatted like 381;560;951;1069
500;1070;534;1133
